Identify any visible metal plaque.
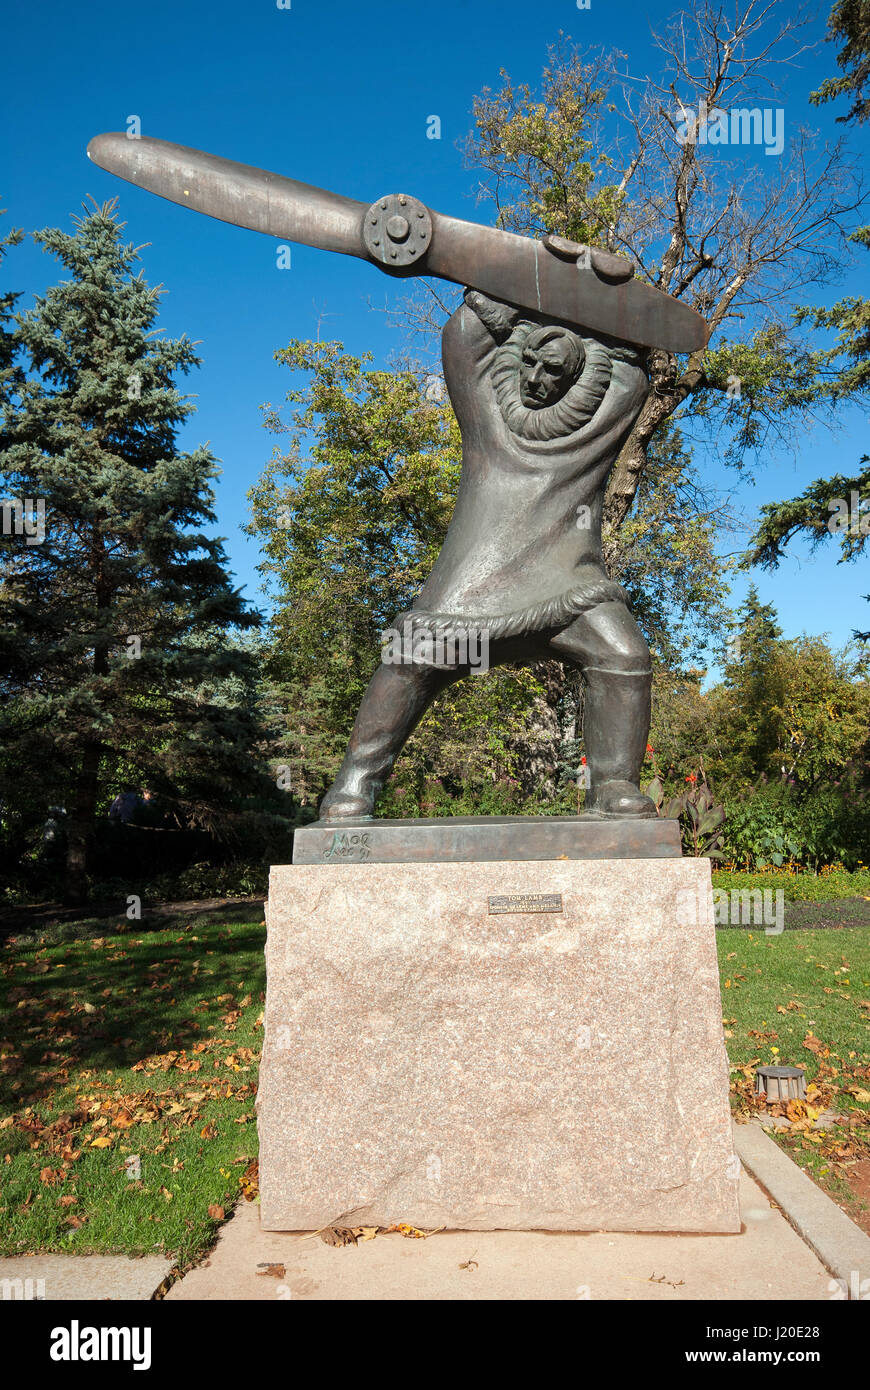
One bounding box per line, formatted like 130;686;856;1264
487;892;563;915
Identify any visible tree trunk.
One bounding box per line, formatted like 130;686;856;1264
603;351;708;541
64;531;110;906
63;739;102;904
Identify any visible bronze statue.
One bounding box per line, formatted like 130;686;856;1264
87;135;708;822
322;288;655;818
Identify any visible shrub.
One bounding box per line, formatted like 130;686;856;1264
721;778;869;871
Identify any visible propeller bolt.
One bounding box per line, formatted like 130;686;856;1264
386;214;410;243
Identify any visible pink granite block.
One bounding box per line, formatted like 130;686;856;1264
257;858;740;1233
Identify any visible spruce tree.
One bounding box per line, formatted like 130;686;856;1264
723;586;785;779
0;200;267;902
0;204;23;408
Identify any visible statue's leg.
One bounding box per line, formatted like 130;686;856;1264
319;659;462;820
547;601;656;818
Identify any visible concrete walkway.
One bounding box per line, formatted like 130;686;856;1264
166;1170;833;1301
0;1254;170;1301
3;1128;865;1301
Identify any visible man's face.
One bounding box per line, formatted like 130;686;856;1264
519;332;579;408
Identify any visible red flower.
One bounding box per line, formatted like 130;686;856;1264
685;774;697;784
580;756;587;765
646;743;654;753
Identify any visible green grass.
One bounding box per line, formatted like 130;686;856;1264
717;926;870;1227
717;926;870;1068
0;917;266;1267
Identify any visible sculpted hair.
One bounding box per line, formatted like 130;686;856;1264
523;326;585;382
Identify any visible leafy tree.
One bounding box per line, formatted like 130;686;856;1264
461;4;864;540
647;594;868;797
643;589;786;790
746;463;869;575
647;667;732;784
745;0;870;638
717;630;869;869
607;421;731;668
0;201;268;902
766;635;869;788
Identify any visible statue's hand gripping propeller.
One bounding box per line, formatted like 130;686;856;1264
87;133;708;354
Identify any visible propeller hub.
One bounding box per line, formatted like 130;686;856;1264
364;193;432;269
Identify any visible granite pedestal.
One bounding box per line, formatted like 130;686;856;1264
257;850;739;1233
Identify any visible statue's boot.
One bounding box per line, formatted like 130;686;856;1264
319;661;452;820
583;667;657;818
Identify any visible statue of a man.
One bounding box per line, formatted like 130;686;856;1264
84;137;706;827
321;285;656;821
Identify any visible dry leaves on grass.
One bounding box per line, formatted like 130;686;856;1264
729;1029;870;1176
237;1158;259;1201
2;1077;258;1161
132;1042;258;1075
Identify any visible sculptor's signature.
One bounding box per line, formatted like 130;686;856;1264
323;831;372;862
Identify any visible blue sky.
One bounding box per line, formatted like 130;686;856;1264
3;0;868;669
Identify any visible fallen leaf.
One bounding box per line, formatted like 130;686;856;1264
320;1227;357;1246
239;1159;259;1201
386;1223;444;1239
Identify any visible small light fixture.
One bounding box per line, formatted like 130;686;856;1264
754;1064;806;1102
